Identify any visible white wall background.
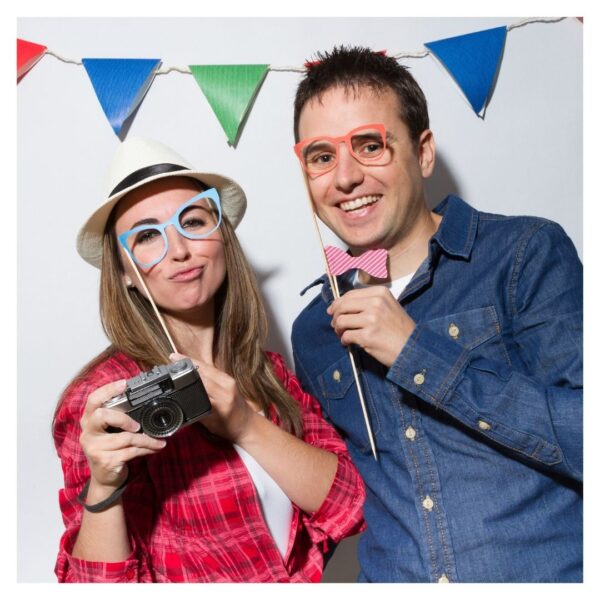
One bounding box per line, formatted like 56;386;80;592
17;17;582;583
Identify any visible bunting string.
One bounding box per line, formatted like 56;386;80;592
41;17;568;74
18;16;576;142
506;16;567;31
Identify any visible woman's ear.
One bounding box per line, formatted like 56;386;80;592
123;274;135;289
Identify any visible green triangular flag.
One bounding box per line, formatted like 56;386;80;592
190;64;269;145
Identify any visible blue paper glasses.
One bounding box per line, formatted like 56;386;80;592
118;187;222;269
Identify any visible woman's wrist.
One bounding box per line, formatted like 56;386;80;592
89;464;129;496
234;409;270;449
86;480;123;502
78;474;129;513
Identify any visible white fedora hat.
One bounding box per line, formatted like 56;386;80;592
76;137;247;268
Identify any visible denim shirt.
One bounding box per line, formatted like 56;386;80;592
291;196;582;582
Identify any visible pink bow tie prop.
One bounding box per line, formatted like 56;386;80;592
324;245;389;278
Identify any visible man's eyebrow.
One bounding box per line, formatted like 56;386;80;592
306;139;333;148
353;131;383;139
304;140;334;154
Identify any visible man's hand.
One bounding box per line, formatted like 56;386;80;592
327;286;416;367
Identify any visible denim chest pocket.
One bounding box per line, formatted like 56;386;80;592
423;305;511;366
317;354;380;455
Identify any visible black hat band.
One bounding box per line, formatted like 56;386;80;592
110;163;190;196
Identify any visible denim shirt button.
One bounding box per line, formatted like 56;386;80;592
422;496;434;511
405;426;417;440
332;369;342;382
448;323;460;339
438;574;450;583
478;419;492;431
413;372;425;385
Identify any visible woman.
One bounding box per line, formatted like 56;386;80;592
53;138;364;582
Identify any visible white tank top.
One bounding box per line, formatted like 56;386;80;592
233;442;293;558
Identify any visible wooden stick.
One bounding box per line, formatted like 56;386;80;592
304;183;378;460
124;251;178;355
346;346;378;460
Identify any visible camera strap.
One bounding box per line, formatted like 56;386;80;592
77;474;130;513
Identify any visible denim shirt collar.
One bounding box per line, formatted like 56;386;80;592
300;270;355;304
299;195;478;303
431;195;478;259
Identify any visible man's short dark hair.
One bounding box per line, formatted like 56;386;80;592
293;46;429;145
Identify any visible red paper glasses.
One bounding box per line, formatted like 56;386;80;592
294;123;391;177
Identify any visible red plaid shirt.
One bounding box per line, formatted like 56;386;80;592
54;350;365;582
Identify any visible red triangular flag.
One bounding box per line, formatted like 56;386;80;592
17;38;47;81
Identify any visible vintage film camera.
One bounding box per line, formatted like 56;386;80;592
104;358;211;438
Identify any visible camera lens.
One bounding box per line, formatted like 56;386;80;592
141;400;184;438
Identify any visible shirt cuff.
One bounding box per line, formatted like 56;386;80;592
56;531;141;583
387;324;470;406
304;454;365;545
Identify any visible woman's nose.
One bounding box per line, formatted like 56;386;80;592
164;225;191;261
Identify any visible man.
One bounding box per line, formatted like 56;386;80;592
290;46;582;583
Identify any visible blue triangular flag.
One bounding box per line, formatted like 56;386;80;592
82;58;162;136
425;26;507;116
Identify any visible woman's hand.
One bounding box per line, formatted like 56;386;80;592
169;354;342;514
79;379;167;490
170;353;256;444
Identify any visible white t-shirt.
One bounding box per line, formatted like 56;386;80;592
352;270;415;298
233;438;293;558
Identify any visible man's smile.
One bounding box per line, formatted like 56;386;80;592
338;195;381;212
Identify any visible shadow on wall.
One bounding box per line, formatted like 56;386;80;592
322;534;361;582
252;264;293;365
424;151;462;210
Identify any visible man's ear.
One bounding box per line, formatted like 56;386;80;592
418;129;436;178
